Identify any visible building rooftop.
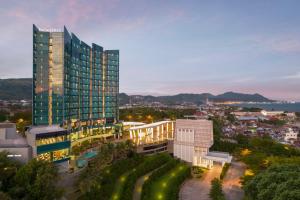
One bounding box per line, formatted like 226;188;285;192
28;125;66;135
122;122;146;126
129;121;172;130
0;123;15;128
0;138;29;148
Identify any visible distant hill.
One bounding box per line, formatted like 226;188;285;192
0;78;32;100
213;92;271;102
119;92;273;105
0;78;273;103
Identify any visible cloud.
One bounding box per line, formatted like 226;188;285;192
282;72;300;79
251;35;300;53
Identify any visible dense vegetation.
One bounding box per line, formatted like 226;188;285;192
261;118;287;126
119;107;196;122
0;152;63;200
209;178;225;200
244;164;300;200
79;141;137;199
208;115;300;199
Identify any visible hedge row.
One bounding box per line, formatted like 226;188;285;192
82;155;144;200
220;163;230;180
120;153;172;200
141;159;179;200
160;164;191;200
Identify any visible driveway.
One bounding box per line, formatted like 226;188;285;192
223;161;246;200
179;164;222;200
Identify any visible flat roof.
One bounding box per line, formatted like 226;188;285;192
129;121;173;130
29;125;66;135
0;138;29;148
123;122;146;126
0;123;15;128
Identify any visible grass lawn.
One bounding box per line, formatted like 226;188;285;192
142;162;190;200
110;170;132;200
111;153;171;200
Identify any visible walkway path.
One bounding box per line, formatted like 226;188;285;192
223;161;246;200
179;165;222;200
132;172;152;200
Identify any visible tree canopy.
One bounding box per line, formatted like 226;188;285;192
244;164;300;200
0;154;63;200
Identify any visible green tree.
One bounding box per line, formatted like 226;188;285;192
0;151;19;193
244;164;300;200
11;159;63;200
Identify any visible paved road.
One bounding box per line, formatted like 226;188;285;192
223;161;246;200
179;165;222;200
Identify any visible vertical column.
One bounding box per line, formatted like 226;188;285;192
102;53;106;119
89;49;93;119
48;36;53;125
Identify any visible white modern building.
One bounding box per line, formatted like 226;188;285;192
284;128;298;142
174;119;232;168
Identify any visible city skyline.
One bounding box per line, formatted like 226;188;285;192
1;0;300;101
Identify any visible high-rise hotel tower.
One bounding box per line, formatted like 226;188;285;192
33;25;119;126
30;25;119;163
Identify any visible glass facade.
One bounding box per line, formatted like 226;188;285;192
103;50;119;122
33;24;119;127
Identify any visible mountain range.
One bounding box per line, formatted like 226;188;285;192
119;92;273;105
0;78;273;104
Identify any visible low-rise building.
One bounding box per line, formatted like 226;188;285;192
174;119;232;168
26;126;71;163
284;128;298;142
261;110;284;117
128;121;174;154
0;123;32;163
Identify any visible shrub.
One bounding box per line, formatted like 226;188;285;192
220;163;230;180
191;166;205;178
209;178;225;200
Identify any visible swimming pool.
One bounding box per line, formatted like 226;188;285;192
76;151;98;168
84;151;98;159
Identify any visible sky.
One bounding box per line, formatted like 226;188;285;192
0;0;300;101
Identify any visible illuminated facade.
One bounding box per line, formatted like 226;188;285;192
129;121;174;145
174;119;231;168
33;25;119;125
32;25;119;163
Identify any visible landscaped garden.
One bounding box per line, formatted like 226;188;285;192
77;141;191;200
141;159;191;200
